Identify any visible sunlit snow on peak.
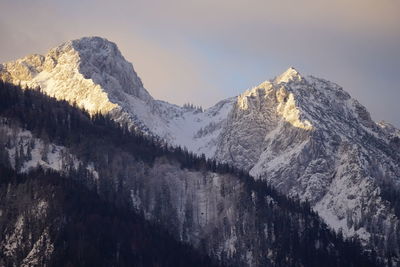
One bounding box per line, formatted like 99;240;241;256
237;79;312;131
274;67;303;84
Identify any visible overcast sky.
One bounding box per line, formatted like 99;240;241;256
1;0;399;126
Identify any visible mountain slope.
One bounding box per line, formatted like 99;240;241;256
215;68;400;258
0;81;379;266
0;37;234;157
0;167;218;267
1;37;399;262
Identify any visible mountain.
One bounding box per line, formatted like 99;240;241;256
0;81;378;266
0;37;233;157
215;67;400;255
1;36;399;263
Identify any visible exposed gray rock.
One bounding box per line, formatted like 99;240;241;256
1;38;399;260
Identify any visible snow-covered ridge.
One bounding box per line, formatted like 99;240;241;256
1;36;400;260
273;66;303;84
215;67;400;255
0;37;235;157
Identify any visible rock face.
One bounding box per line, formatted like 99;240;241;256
0;89;379;267
1;37;400;259
0;37;153;113
215;69;400;255
0;37;234;157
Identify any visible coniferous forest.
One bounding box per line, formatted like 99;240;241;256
0;81;384;266
0;166;218;267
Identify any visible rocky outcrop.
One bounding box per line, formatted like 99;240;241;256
1;37;399;261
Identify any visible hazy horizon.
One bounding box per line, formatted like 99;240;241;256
1;0;399;126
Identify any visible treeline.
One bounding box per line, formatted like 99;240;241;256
0;81;257;185
0;81;339;216
183;102;203;112
0;81;382;266
0;83;211;168
0;166;219;267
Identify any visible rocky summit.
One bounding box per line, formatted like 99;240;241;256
1;36;399;263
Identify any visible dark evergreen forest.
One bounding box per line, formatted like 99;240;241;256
0;81;384;266
0;166;218;267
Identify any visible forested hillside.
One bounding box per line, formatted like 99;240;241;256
0;81;382;266
0;166;218;267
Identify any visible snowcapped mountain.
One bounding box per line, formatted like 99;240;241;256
1;36;399;260
0;82;379;266
0;37;234;157
215;68;400;251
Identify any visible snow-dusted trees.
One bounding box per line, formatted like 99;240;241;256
183;102;203;113
0;167;217;267
0;81;382;266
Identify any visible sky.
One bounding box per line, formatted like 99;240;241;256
0;0;399;126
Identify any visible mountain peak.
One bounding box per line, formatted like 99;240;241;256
45;36;122;65
73;36;112;44
274;67;302;84
61;36;150;99
0;36;153;115
69;36;120;56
